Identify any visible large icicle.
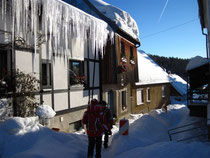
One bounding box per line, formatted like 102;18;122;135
1;0;111;58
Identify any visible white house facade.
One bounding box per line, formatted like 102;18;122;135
0;0;111;132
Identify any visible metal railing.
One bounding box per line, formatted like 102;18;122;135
168;119;209;142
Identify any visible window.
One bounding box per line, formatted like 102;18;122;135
121;90;127;110
120;41;125;58
69;120;82;132
146;88;151;102
69;60;87;87
0;50;12;94
42;61;52;88
0;51;8;81
130;46;134;60
162;86;166;98
137;89;144;105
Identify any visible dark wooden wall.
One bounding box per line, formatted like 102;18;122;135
101;34;139;86
115;35;139;86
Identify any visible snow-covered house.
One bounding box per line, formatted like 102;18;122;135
186;56;209;117
133;50;171;114
197;0;210;58
0;0;111;132
64;0;141;120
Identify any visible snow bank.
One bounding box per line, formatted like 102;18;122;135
0;116;88;158
0;103;209;158
136;50;170;85
114;141;210;158
0;117;41;135
36;105;56;119
103;104;206;158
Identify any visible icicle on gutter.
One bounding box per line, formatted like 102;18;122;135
0;0;113;59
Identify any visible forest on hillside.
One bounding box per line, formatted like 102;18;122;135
148;54;190;81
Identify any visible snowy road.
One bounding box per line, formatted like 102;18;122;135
0;103;210;158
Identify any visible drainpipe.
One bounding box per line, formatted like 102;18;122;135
202;30;209;59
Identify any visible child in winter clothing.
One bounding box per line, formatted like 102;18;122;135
99;101;113;148
82;99;107;158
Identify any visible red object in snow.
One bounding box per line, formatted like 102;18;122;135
162;104;167;113
119;119;129;135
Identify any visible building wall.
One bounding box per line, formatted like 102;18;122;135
207;0;210;58
101;33;139;121
115;34;139;86
102;83;132;122
0;0;110;133
132;83;171;114
40;41;101;132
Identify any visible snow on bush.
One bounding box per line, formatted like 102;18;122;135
36;105;56;119
0;98;13;121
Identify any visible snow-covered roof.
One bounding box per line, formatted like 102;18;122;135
89;0;139;40
135;50;170;86
169;74;187;96
66;0;139;41
186;56;210;71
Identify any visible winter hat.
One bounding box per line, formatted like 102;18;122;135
89;99;98;111
99;101;107;107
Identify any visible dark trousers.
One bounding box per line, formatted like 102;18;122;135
104;130;109;147
88;136;102;158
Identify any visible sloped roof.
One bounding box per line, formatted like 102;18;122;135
135;50;170;86
63;0;140;44
186;56;210;71
169;74;187;96
88;0;139;40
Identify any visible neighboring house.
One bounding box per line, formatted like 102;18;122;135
197;0;210;58
133;50;171;114
186;56;209;117
0;0;111;132
169;73;187;102
186;0;210;120
64;0;141;120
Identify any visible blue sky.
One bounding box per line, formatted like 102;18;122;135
103;0;206;59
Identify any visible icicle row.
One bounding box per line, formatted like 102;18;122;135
1;0;112;58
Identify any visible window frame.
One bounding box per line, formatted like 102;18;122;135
120;41;125;58
41;60;52;89
120;89;127;111
130;46;134;60
69;59;87;88
137;88;144;105
162;86;166;98
0;50;12;94
146;87;151;102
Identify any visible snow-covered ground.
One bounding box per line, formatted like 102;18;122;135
0;100;210;158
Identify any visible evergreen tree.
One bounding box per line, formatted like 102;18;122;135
148;54;190;81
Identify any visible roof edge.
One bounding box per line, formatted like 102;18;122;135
83;0;140;46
